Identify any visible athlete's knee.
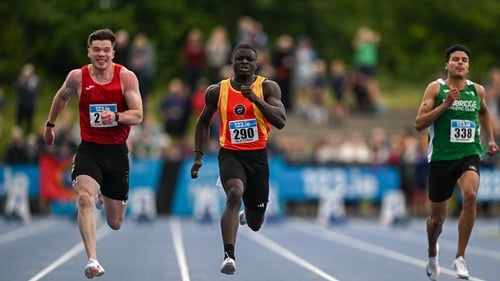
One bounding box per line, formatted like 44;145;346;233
246;213;265;232
106;217;123;230
428;216;445;229
247;220;264;231
225;185;243;207
77;191;94;210
461;189;477;207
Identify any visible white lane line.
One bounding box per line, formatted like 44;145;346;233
0;220;57;245
28;224;111;281
347;222;500;260
170;217;191;281
292;223;487;281
243;230;341;281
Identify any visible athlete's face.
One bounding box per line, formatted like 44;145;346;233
446;51;469;79
87;40;115;70
232;48;257;78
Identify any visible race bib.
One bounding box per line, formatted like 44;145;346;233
450;119;475;143
89;104;118;127
228;119;259;144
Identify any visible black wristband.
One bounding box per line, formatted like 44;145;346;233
194;150;204;155
114;112;119;122
46;121;55;128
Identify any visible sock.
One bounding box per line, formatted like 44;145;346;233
428;256;437;263
224;244;235;260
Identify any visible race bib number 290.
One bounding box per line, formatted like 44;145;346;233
450;119;475;143
229;119;259;144
89;104;118;127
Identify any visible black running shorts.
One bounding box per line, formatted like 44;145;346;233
218;147;269;213
428;155;480;203
72;141;130;201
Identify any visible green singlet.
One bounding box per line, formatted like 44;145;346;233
427;78;484;162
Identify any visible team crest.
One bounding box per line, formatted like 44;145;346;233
234;104;246;115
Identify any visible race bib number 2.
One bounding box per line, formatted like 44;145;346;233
89;104;118;127
450;119;475;143
229;119;259;144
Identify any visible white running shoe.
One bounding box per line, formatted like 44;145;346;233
220;254;236;275
452;256;470;280
84;258;105;279
426;244;440;281
239;210;247;225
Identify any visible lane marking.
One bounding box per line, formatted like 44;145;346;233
348;222;500;260
28;224;111;281
170;217;191;281
0;220;56;245
291;222;487;281
243;229;341;281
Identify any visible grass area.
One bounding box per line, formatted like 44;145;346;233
382;87;422;110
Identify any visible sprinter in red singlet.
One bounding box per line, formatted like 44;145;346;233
44;28;143;279
191;43;286;274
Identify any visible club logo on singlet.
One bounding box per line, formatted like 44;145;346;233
234;104;245;115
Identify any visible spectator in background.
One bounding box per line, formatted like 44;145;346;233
205;26;231;84
190;78;219;140
272;34;295;110
114;29;130;67
129;32;155;109
129;112;166;159
160;78;191;140
484;66;500;129
5;126;28;164
329;59;349;124
368;126;391;166
182;28;205;93
352;26;385;114
292;35;317;117
313;132;344;164
307;59;329;124
15;63;41;133
338;131;371;163
235;16;256;45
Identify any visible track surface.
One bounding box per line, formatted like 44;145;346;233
1;216;499;281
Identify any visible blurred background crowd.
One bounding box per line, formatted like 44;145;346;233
2;8;500;218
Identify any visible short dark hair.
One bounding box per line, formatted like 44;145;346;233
445;44;470;62
232;43;257;57
87;28;116;47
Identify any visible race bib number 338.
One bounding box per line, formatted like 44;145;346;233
450;119;475;143
89;104;118;127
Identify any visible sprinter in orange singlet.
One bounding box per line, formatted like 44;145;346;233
191;43;286;274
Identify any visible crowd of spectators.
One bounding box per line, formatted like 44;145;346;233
3;18;500;217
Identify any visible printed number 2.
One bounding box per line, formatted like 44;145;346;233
94;112;101;124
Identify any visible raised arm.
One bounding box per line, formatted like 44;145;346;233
241;80;286;129
415;81;458;131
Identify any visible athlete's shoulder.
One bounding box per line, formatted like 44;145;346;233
66;68;83;88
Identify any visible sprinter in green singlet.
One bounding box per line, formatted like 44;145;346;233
415;44;498;280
